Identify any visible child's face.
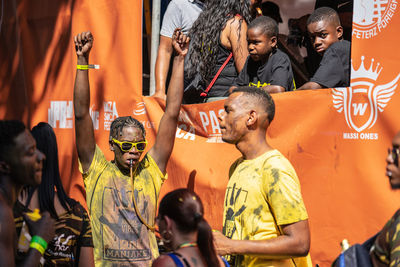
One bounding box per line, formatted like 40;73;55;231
247;27;277;63
307;20;343;55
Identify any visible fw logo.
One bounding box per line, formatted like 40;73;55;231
332;56;400;140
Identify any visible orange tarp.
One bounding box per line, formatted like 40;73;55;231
1;0;400;266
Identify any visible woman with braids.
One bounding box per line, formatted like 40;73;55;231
152;189;229;267
184;0;251;103
14;122;94;267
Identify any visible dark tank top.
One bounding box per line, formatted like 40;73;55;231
206;43;237;97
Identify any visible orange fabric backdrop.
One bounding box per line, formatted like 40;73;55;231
1;1;400;266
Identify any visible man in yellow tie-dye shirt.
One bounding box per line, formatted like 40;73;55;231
214;87;312;267
73;30;188;266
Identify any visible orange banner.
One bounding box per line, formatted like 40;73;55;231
1;1;400;266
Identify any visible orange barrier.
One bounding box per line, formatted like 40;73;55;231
1;0;400;266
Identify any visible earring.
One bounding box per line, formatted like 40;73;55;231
161;230;173;244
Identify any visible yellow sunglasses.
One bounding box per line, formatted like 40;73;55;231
112;138;147;152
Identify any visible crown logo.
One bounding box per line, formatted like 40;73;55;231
351;56;383;81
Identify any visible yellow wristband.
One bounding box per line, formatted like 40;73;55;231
77;64;89;70
77;64;100;70
30;241;45;255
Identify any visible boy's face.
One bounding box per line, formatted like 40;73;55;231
307;20;343;55
247;27;277;63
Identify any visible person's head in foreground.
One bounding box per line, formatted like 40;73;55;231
307;7;343;55
219;86;275;145
0;120;45;188
108;116;147;172
154;188;221;267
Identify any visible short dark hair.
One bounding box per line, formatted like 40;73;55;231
109;116;146;141
249;16;278;38
307;7;341;26
232;86;275;123
0;120;26;161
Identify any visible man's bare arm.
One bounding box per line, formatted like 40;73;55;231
73;32;96;172
214;219;310;259
298;81;323;90
149;29;188;173
154;36;174;99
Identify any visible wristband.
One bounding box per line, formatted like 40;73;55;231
29;241;45;255
77;64;100;70
31;235;48;250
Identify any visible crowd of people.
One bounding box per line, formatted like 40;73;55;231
0;0;398;267
155;0;351;103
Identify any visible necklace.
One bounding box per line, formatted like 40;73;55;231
178;242;198;248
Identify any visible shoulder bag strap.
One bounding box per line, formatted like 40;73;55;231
200;52;233;97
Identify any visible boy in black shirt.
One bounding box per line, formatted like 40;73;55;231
233;16;295;93
298;7;350;90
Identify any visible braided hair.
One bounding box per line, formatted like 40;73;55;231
109;116;145;141
186;0;251;85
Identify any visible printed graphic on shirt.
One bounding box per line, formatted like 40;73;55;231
223;183;248;239
249;81;270;88
46;234;77;260
100;186;151;261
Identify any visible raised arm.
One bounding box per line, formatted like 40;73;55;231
148;29;188;173
154;36;173;99
73;32;96;172
214;219;310;259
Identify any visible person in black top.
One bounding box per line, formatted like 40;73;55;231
233;16;295;93
298;7;350;90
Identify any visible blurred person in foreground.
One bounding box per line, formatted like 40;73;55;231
14;122;94;267
370;131;400;266
152;188;229;267
0;120;55;267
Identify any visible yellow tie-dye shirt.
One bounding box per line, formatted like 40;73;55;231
222;149;312;267
80;145;166;267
